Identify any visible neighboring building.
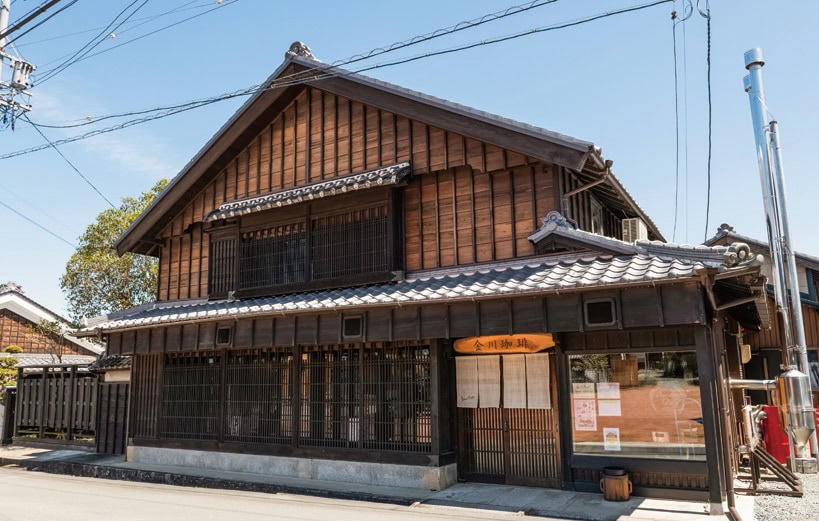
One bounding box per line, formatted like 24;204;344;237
0;282;102;359
706;224;819;403
79;43;767;507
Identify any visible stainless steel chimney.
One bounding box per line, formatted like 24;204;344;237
743;48;818;471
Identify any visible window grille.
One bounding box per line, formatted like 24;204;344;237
209;237;237;297
224;349;294;444
159;353;221;440
311;206;390;280
239;222;306;290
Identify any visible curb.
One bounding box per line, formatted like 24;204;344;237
0;457;415;507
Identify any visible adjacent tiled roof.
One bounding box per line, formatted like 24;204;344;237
529;212;759;268
705;224;819;268
205;162;411;223
1;353;97;367
87;355;131;372
85;253;721;333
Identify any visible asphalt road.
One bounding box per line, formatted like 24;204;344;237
0;467;565;521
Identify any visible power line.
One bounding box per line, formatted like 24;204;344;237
698;0;711;240
35;0;149;85
0;197;76;248
670;0;692;243
30;0;563;130
23;114;117;208
16;0;209;47
4;0;78;47
3;0;674;160
0;0;62;41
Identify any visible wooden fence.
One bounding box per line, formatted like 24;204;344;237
14;365;97;443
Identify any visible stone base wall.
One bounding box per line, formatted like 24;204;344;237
127;446;458;491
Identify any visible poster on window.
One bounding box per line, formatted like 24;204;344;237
596;382;620;400
456;356;479;408
598;399;621;417
573;399;597;431
603;427;621;451
502;354;527;408
525;353;551;409
477;355;500;408
572;382;595;399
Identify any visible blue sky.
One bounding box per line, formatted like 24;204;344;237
0;0;816;315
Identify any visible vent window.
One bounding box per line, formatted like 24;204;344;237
584;298;616;327
216;326;233;346
342;316;363;339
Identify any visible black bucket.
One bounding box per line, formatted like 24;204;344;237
602;466;626;477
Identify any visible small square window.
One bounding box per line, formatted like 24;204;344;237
584;298;616;327
342;316;363;339
216;326;233;346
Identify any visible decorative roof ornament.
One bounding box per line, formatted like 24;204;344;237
285;41;316;60
0;281;23;294
541;211;573;231
718;223;735;233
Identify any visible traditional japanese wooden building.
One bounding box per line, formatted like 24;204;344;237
80;43;769;506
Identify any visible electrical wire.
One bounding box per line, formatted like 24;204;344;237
0;0;62;42
16;0;208;47
671;0;692;242
35;0;150;85
4;0;78;47
682;7;689;243
30;0;563;130
0;197;77;248
698;0;711;241
23;114;117;208
3;0;675;160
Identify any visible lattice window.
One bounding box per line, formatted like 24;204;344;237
362;345;431;452
209;237;237;297
159;353;221;440
299;346;361;448
239;222;307;290
224;348;294;444
311;206;390;280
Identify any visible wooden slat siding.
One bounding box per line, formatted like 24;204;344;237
151;88;584;301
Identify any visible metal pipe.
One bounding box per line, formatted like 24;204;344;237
744;48;818;460
744;70;794;366
729;378;776;391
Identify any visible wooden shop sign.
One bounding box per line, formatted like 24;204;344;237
454;333;554;354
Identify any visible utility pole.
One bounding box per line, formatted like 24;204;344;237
744;48;818;473
0;0;39;126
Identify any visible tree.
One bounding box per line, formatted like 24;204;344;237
0;346;23;400
60;179;169;323
28;319;66;364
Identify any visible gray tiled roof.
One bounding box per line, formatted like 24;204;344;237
85;253;720;332
87;355;131;372
205;162;411;222
1;353;96;367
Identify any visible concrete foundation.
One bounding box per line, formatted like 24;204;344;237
127;446;458;491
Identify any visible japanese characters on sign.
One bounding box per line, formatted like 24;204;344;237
453;333;554;354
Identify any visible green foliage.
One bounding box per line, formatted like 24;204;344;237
3;345;23;354
60;179;169;323
28;319;65;363
0;349;20;399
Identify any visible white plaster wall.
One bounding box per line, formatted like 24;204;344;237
128;446;457;491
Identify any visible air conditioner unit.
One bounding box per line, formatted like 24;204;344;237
622;218;648;242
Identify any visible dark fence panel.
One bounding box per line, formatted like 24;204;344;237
14;366;97;442
96;382;129;455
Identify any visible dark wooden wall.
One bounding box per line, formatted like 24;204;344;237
109;282;704;355
745;299;819;349
0;310;93;356
155;86;567;301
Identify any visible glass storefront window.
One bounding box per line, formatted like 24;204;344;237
569;351;704;460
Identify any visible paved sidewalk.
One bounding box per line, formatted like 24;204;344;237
0;445;731;521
